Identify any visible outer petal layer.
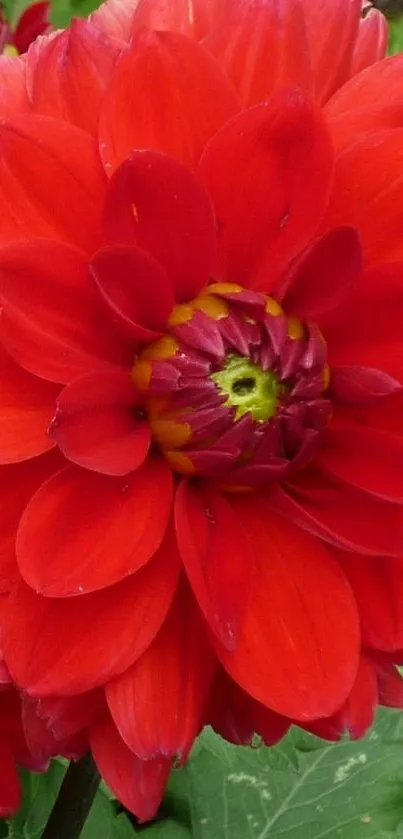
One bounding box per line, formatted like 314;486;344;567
217;496;360;720
280;227;362;321
0;452;63;593
330;367;401;403
130;0;228;38
31;690;104;742
336;552;403;652
0;56;30;117
0;740;20;817
298;0;361;103
0;344;58;464
175;481;253;650
0;240;130;384
280;468;403;556
208;670;290;746
90;716;171;821
90;0;134;43
305;653;378;741
326;55;403;152
323;263;403;382
30;20;119;136
321;130;403;266
99;29;240;173
0;114;105;252
351;9;387;77
317;426;403;501
332;390;403;439
17;459;173;595
106;585;216;761
3;534;180;695
198;90;334;290
205;0;313;108
13;2;50;54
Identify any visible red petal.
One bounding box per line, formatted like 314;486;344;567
325;55;403;152
103;152;216;301
298;0;361;103
205;0;313;109
280;227;362;321
20;697;65;765
341;654;377;739
0;739;20;817
216;496;360;720
376;656;403;709
317;426;403;501
198;90;334;290
0;452;64;594
0;56;30;117
0;343;58;463
175;481;253;650
0;114;105;252
91;244;174;340
0;659;12;687
305;653;378;741
17;458;173;595
33;690;104;740
3;535;180;695
321;130;403;266
333;389;403;439
336;552;403;652
13;2;50;54
99;29;240;173
107;585;216;761
89;0;134;43
90;715;171;821
330;367;401;402
131;0;228;39
0;688;28;747
323;263;403;381
280;467;403;556
49;370;151;476
0;240;130;384
208;670;289;746
30;20;119;136
351;9;388;76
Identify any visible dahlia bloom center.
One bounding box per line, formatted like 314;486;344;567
212;353;280;422
132;283;331;485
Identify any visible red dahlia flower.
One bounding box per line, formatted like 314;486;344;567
1;0;403;820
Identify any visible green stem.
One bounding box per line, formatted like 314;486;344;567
40;753;100;839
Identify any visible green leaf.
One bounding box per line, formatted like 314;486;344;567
6;761;135;839
141;822;191;838
6;709;403;838
110;815;139;839
176;709;403;839
3;0;34;26
9;762;65;839
388;15;403;54
50;0;104;29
